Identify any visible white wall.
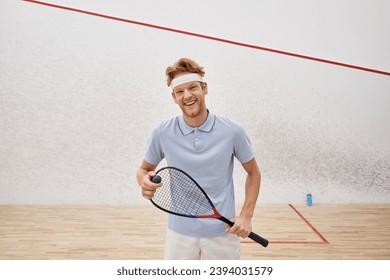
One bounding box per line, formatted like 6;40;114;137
1;0;389;204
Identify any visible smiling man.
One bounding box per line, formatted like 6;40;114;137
136;58;261;260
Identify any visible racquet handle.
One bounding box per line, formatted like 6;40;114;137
152;175;161;183
248;232;269;248
219;216;269;247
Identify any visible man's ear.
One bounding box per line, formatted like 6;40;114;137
202;82;208;95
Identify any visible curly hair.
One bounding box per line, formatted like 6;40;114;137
165;58;205;86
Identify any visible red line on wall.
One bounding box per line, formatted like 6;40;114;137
23;0;390;76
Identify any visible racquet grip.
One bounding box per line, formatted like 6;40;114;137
152;175;161;183
248;232;269;248
219;216;269;247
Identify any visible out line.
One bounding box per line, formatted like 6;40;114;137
241;204;329;245
288;204;329;244
23;0;390;76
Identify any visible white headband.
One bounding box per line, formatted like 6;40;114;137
170;73;204;90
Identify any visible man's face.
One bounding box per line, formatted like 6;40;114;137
171;79;208;119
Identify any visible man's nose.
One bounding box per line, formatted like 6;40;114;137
183;89;192;98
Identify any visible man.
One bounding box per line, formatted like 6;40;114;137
136;58;261;259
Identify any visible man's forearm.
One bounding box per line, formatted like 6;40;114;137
240;171;261;218
136;168;148;187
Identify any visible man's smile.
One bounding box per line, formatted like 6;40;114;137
184;100;196;106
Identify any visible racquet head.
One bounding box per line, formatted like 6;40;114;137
151;167;218;218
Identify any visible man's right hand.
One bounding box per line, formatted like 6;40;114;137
141;171;161;200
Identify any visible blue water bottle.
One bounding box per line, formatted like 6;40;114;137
307;194;312;206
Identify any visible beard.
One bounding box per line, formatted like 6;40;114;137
181;100;203;118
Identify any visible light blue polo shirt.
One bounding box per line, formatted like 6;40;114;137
144;111;255;238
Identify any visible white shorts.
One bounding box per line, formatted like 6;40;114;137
164;228;240;260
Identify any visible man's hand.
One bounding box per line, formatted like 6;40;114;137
140;171;161;200
226;215;252;238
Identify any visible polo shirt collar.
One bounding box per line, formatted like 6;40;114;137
178;111;216;135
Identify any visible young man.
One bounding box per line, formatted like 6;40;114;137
136;58;261;259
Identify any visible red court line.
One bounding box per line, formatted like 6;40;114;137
241;204;329;245
288;204;329;244
23;0;390;76
270;241;325;245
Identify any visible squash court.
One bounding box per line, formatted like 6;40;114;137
1;0;389;264
1;204;389;259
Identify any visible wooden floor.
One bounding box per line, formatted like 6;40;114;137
0;204;389;260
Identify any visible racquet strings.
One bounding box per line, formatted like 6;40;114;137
152;168;215;217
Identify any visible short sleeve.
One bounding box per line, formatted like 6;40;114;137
233;123;256;163
144;124;165;165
